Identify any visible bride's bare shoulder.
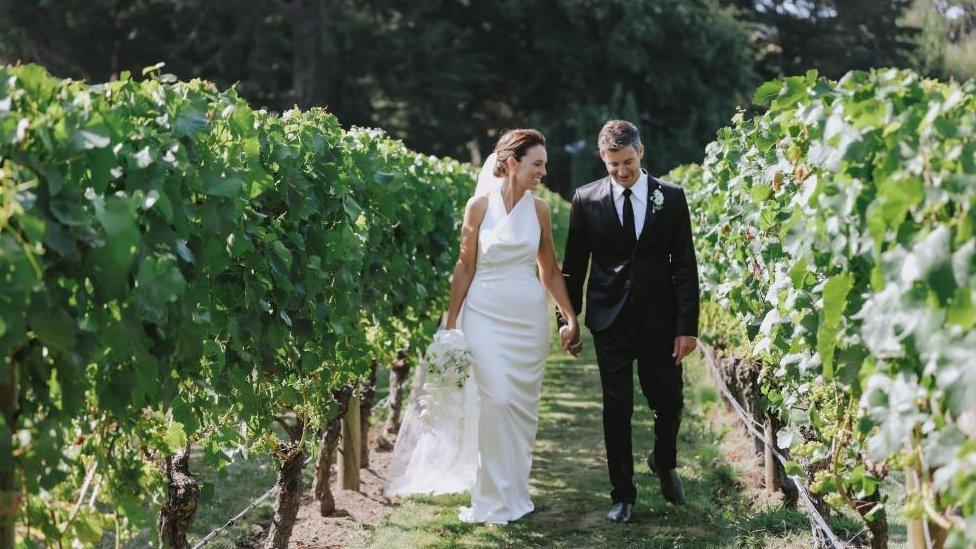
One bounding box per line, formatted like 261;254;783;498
466;194;489;209
531;195;552;224
464;194;490;224
531;195;551;215
466;194;489;213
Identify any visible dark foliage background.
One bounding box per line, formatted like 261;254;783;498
3;0;965;196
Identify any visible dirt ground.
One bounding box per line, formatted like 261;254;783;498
245;432;400;549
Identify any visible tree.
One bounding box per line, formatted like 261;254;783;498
724;0;920;80
0;0;760;196
359;0;760;194
907;0;976;81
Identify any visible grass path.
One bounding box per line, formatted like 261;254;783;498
361;333;842;548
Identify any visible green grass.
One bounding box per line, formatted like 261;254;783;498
362;329;833;548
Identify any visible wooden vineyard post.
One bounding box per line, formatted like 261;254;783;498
360;360;378;468
764;416;780;493
906;468;926;549
339;393;361;490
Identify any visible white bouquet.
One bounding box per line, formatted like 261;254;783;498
417;329;474;427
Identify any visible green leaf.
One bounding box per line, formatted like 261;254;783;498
164;421;188;453
136;255;187;318
873;176;924;239
272;241;293;269
817;273;852;379
848;98;887;129
87;147;115;193
172;396;199;435
72;510;106;544
30;306;77;352
784;460;803;476
343;197;363;221
947;287;976;330
92;196;139;299
203;175;243;198
372;171;396;185
750;184;772;202
753;80;782;106
773;75;809;108
142;62;166;75
788;258;809;287
93;195;138;239
174;109;210;137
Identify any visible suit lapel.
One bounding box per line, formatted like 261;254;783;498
637;176;663;246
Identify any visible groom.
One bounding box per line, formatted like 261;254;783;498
557;120;700;523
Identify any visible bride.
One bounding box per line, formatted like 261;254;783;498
385;128;580;524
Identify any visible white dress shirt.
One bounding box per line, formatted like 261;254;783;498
610;170;648;239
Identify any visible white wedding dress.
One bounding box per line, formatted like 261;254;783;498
385;154;549;525
458;185;550;523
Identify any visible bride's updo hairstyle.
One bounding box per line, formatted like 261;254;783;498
493;129;546;178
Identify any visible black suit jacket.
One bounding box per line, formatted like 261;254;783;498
558;175;700;336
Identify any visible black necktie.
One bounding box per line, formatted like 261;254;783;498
622;187;636;245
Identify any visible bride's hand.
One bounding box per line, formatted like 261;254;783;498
559;321;582;357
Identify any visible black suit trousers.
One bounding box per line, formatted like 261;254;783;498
592;301;683;504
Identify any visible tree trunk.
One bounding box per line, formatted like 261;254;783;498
716;354;764;456
339;395;361;490
359;360;378;468
853;492;889;549
157;446;199;549
280;0;322;108
383;349;410;437
775;453;799;509
867;518;890;549
928;522;949;549
767;412;799;508
313;386;352;516
0;354;22;549
265;420;306;549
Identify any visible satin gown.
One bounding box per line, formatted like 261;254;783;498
458;187;550;524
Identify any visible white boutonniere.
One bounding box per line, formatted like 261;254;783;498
651;188;665;213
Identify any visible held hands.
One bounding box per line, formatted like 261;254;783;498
672;335;697;366
559;322;583;357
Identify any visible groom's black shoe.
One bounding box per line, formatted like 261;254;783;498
648;457;685;505
605;502;634;523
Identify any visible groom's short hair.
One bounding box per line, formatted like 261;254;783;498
598;120;642;152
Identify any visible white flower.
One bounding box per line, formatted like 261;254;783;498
135;146;152;168
12;118;29;143
651;188;665;212
423;329;472;389
417;329;473;428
